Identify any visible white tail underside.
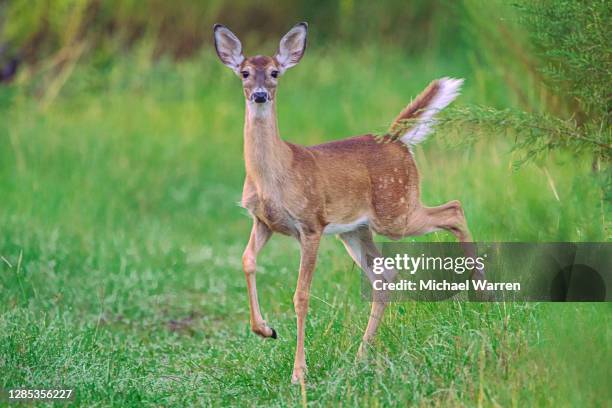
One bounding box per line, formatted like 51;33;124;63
399;77;464;146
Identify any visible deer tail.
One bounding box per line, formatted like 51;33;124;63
388;77;464;146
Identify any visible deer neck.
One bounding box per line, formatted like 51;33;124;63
243;100;291;188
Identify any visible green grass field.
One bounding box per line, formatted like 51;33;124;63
0;49;609;406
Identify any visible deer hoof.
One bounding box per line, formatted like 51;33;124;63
252;322;277;338
356;342;371;361
356;345;366;360
291;366;307;385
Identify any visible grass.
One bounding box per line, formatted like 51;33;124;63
0;47;609;406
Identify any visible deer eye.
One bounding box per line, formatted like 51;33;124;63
241;71;249;79
270;70;279;78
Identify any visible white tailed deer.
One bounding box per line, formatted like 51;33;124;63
214;22;485;384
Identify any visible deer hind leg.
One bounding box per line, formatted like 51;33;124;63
242;218;276;338
416;200;485;281
339;227;397;359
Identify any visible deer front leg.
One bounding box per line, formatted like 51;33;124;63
242;218;276;338
291;231;321;384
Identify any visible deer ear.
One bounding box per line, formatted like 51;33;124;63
213;24;244;74
275;22;308;73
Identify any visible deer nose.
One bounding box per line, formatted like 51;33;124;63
252;91;268;103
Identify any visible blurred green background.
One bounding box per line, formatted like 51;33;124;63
0;0;610;406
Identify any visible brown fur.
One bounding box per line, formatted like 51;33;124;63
392;80;441;123
241;81;453;241
214;22;484;385
238;56;280;102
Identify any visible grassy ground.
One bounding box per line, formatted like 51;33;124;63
0;48;609;406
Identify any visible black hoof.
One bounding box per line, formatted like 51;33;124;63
271;328;278;339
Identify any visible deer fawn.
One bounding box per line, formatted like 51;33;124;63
214;22;485;384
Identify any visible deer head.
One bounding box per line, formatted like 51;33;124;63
213;22;308;104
